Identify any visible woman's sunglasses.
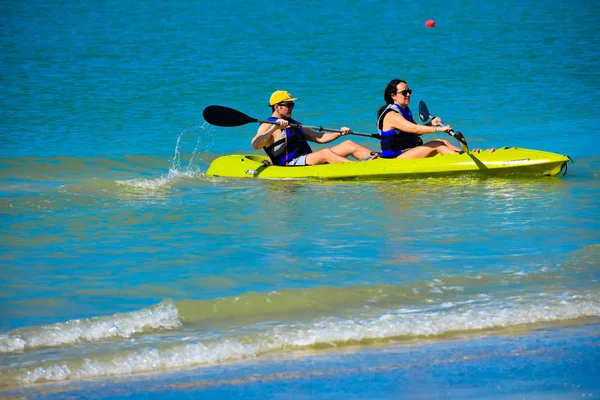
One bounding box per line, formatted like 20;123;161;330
397;89;412;96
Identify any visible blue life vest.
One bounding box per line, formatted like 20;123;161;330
263;117;313;166
377;104;424;158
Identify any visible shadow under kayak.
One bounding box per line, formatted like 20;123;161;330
206;147;571;180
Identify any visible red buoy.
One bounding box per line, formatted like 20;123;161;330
426;19;435;28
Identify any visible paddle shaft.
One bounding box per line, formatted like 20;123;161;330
256;118;380;139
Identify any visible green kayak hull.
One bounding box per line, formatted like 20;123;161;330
206;147;571;180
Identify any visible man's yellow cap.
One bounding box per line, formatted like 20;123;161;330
269;90;299;106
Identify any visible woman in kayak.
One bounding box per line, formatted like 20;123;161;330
252;90;378;166
377;79;462;158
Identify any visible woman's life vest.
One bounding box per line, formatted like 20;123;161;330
377;104;424;158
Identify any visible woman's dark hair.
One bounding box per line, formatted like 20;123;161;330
377;79;406;119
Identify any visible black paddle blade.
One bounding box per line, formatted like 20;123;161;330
203;105;258;127
454;131;469;148
418;100;433;123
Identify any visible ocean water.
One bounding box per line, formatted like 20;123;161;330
1;0;599;398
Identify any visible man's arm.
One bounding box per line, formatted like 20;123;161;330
302;126;351;144
251;119;288;150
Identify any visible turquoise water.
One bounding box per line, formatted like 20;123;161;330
1;0;599;398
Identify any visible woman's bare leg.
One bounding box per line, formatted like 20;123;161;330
396;146;439;159
429;139;462;152
396;141;458;159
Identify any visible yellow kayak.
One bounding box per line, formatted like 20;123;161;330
206;147;571;180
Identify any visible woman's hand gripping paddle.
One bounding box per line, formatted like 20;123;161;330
418;101;470;153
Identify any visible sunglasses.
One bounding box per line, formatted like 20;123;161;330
278;102;295;108
397;89;413;96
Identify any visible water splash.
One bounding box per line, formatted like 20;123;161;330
115;124;213;192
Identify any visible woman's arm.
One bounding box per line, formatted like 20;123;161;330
386;113;450;135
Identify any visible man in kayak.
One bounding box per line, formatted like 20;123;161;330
252;91;378;166
377;79;462;158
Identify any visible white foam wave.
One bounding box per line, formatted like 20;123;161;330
18;341;257;385
0;300;180;353
13;297;600;386
282;299;600;346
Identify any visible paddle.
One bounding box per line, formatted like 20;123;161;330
203;105;381;139
418;101;470;153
